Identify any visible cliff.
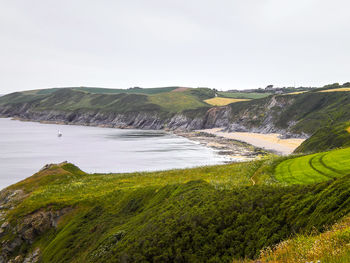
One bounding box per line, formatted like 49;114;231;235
2;87;350;138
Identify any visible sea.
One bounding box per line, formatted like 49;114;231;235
0;118;227;190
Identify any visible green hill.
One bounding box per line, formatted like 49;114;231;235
2;83;350;135
294;121;350;153
227;84;350;135
0;87;215;116
1;145;350;262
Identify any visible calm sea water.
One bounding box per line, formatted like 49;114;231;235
0;118;227;190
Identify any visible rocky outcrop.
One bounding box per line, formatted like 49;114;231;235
0;95;309;138
0;186;72;262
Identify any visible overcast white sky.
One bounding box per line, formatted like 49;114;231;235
1;0;350;93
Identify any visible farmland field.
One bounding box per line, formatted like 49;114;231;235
218;91;272;99
319;88;350;92
204;97;250;106
275;147;350;184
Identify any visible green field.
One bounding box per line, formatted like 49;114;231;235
32;86;180;95
275;147;350;184
218;91;272;99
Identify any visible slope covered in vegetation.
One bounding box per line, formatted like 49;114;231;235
1;144;350;262
1;83;350;136
227;83;350;135
294;121;350;153
256;215;350;263
0;87;214;115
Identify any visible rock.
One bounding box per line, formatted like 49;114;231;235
1;221;9;229
14;255;23;262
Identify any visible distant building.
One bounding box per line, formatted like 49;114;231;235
265;85;274;91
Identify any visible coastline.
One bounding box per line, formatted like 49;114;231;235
5;116;302;158
175;131;269;162
199;128;305;155
5;117;269;162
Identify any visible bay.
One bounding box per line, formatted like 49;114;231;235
0;118;227;190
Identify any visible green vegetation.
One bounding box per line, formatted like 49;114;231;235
257;215;350;263
0;87;214;117
225;88;350;135
31;86;180;95
149;91;208;113
295;121;350;153
2;83;350;262
275;147;350;184
2;144;350;262
218;91;272;99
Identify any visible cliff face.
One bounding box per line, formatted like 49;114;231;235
0;95;306;137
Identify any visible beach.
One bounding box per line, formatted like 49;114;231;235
199;128;305;155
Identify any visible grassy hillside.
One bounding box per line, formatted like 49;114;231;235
275;146;350;184
294;122;350;153
25;86;181;95
2;83;350;135
257;215;350;262
1;145;350;262
226;86;350;135
0;87;214;117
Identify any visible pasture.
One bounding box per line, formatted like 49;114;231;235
218;91;271;99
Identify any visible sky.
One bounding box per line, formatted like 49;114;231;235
1;0;350;94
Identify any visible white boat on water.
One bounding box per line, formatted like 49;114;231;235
58;130;62;137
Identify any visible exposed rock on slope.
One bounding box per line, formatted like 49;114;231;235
2;88;350;138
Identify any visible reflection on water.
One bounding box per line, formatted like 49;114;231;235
105;130;166;140
0;118;227;190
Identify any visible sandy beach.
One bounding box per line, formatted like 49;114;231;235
200;128;305;155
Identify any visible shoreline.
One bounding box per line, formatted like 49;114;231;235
175;131;269;162
4;117;269;162
4;116;299;159
200;128;305;155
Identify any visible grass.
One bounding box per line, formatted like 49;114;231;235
148;91;208;112
275;147;350;184
0;87;214;116
2;146;350;262
294;122;350;153
319;88;350;93
283;91;308;95
218;92;272;99
258;215;350;263
204;97;250;106
33;87;180;95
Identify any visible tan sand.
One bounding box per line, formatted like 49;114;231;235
200;128;305;155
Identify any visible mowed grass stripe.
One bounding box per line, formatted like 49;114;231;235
294;154;329;184
322;147;350;174
275;159;293;183
319;154;345;175
274;147;350;184
309;153;339;179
